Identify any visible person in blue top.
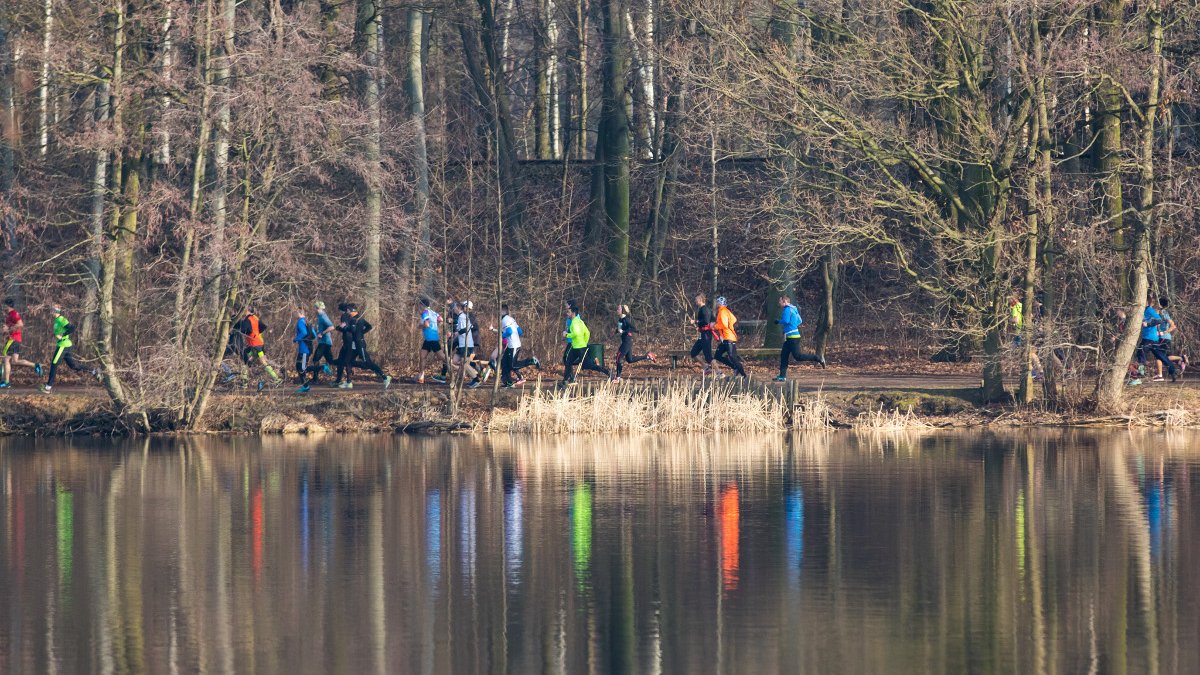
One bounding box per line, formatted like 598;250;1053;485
1139;296;1176;382
293;308;313;385
418;297;444;384
297;301;336;392
774;295;825;382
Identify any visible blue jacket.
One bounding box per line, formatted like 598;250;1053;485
1142;306;1162;342
778;304;802;339
294;317;312;355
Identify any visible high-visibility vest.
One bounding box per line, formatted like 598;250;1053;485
246;315;264;347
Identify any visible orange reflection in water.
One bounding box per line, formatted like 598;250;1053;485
718;483;739;591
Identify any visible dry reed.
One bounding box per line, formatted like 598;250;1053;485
488;379;788;434
853;404;932;431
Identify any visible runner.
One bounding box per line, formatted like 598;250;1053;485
235;306;284;391
499;303;540;387
452;302;480;388
713;297;748;378
690;293;717;375
0;299;42;388
463;300;492;382
1158;297;1188;377
293;308;313;385
1139;296;1177;382
42;305;95;393
417;297;443;384
614;304;655;382
562;299;578;369
774;295;825;382
335;304;392;390
562;304;610;383
297;301;336;392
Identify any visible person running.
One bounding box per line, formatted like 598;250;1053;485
334;304;392;390
293;308;314;385
42;305;95;393
689;294;717;375
297;301;336;392
1158;297;1188;376
0;299;42;388
775;295;825;381
235;306;284;391
614;304;655;382
452;302;480;388
563;304;610;383
1139;297;1177;382
462;300;492;382
498;303;540;387
713;297;748;378
417;297;444;384
562;299;578;369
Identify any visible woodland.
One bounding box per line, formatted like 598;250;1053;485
0;0;1198;429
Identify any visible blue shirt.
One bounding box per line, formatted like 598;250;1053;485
1160;310;1173;341
1142;306;1162;342
294;317;311;355
316;310;334;346
778;304;802;339
421;308;440;341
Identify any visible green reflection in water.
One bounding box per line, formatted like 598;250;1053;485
572;482;592;590
1016;490;1025;580
57;484;73;592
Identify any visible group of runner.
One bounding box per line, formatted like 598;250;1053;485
1130;295;1188;385
0;291;833;392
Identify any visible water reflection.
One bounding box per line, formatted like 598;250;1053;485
0;431;1199;673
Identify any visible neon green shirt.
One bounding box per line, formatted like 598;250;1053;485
1010;302;1023;332
566;315;590;349
53;315;73;349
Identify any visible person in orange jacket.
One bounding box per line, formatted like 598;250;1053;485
713;296;748;378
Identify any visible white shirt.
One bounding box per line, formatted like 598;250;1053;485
456;312;474;349
501;314;521;350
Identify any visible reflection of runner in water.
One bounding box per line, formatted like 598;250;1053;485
613;305;654;382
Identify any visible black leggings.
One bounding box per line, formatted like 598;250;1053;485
305;343;336;383
46;345;87;386
714;341;748;378
615;336;649;377
501;347;538;384
779;337;821;376
1138;338;1176;375
337;342;385;382
564;346;610;381
690;334;714;363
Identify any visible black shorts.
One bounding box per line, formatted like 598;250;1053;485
690;334;714;361
456;346;475;358
422;340;442;353
3;339;20;356
242;346;266;362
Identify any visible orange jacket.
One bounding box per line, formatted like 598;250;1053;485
245;314;264;347
715;306;738;342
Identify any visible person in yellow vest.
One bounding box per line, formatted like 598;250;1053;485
41;305;96;393
713;297;748;378
562;303;610;384
235;306;283;391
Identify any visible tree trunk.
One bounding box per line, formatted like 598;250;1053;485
356;0;383;328
208;0;236;314
599;0;630;282
1094;0;1162;411
534;0;553;159
814;246;839;358
0;16;18;301
405;8;433;295
1097;0;1125;257
637;76;683;295
37;0;53;157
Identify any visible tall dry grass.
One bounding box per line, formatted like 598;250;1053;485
488;379;790;433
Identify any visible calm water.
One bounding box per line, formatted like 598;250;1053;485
0;431;1196;674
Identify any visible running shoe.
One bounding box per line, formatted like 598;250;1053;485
34;363;43;376
1182;354;1189;375
0;382;10;389
611;376;622;383
418;374;425;384
296;384;311;393
1152;375;1164;382
257;380;266;392
322;364;332;375
647;352;657;362
773;376;787;382
339;381;354;389
532;357;542;370
1171;370;1178;383
467;380;481;389
383;376;392;390
330;381;343;388
91;368;101;380
818;355;827;369
1128;378;1142;386
40;385;51;393
514;378;526;386
431;375;447;384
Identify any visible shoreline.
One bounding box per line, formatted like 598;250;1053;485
2;374;1198;436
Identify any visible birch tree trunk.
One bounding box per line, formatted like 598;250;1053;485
208;0;236;313
38;0;53;157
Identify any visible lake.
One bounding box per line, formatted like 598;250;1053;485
0;431;1195;674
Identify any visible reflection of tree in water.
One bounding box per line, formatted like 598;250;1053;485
0;431;1199;673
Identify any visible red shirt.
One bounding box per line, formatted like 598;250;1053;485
5;309;21;342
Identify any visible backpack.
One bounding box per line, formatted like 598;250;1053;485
304;320;318;349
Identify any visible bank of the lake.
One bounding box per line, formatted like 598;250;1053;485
3;373;1200;435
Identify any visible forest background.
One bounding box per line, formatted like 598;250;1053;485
0;0;1198;429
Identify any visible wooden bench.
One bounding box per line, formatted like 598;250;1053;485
666;346;778;369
